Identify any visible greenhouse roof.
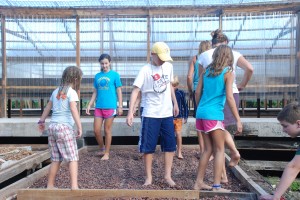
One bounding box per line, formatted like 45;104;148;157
0;0;298;9
0;0;299;62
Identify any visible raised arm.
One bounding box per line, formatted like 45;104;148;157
237;56;254;91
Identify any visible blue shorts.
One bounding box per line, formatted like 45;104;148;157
138;116;176;153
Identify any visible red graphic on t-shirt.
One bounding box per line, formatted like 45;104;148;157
152;74;160;81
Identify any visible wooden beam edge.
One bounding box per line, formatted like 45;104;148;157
225;153;269;196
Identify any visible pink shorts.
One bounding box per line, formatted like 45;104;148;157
94;108;116;119
196;119;225;134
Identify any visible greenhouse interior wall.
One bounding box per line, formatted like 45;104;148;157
0;1;300;118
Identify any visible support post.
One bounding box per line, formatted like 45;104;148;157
41;99;44;114
7;99;11;118
1;16;7;118
76;16;81;114
257;98;260;118
296;12;300;101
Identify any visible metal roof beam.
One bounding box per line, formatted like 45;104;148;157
13;19;44;57
231;16;247;49
60;18;76;49
266;18;292;54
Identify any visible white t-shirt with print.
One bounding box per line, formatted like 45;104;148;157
198;48;242;93
50;87;79;128
133;62;174;118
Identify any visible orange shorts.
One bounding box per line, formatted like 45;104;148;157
173;118;183;133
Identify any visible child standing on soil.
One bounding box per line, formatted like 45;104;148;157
126;42;179;186
86;53;123;160
187;40;212;155
260;102;300;200
172;76;188;159
193;45;242;192
38;66;83;190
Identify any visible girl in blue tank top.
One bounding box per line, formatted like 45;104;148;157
193;45;243;192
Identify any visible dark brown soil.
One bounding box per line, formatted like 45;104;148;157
30;146;250;199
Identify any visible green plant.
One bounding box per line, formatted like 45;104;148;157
290;181;300;191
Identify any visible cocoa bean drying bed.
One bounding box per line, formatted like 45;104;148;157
0;145;267;200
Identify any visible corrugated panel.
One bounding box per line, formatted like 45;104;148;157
0;0;292;8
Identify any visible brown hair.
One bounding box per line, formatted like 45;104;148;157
207;45;233;77
198;40;211;55
57;66;83;99
277;102;300;124
211;29;229;47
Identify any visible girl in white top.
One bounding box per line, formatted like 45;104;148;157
38;66;83;190
198;29;253;182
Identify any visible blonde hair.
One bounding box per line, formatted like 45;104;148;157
198;40;211;55
207;45;233;77
171;76;180;87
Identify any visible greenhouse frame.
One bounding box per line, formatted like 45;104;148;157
0;0;300;118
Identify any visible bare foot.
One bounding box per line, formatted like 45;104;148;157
208;178;228;184
193;183;212;190
71;187;79;190
229;151;240;167
212;187;231;192
164;177;176;187
221;178;228;184
177;153;184;159
143;177;152;186
101;153;109;160
96;147;105;156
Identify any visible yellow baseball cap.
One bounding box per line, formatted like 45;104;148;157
151;42;173;62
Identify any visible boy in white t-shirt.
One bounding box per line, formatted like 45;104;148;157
126;42;179;186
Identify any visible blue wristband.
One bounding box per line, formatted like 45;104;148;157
37;120;45;124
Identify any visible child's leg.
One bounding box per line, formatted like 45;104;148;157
101;117;114;160
175;130;183;159
47;161;61;189
164;151;176;186
221;163;228;183
211;129;230;192
197;130;204;154
194;133;213;190
160;117;176;186
224;130;240;166
94;117;104;150
69;161;79;189
143;153;153;185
